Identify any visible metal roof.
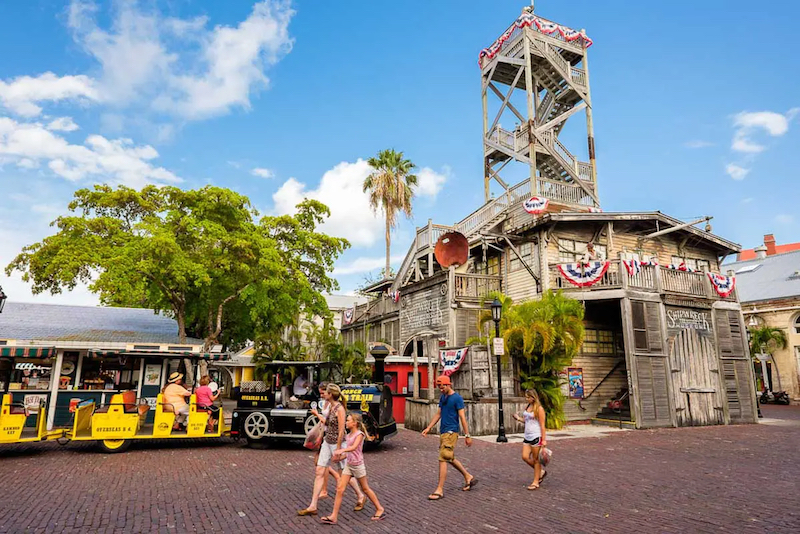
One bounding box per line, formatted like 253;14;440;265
725;250;800;303
324;294;368;310
0;302;203;345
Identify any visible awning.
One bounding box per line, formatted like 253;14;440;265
87;349;230;361
0;346;57;358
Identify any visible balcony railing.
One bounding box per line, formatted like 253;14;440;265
549;261;623;291
454;274;503;301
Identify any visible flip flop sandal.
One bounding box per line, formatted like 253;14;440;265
428;492;444;501
319;494;330;500
462;478;478;491
320;516;337;525
527;483;540;491
297;509;318;516
353;499;366;511
539;470;548;484
371;512;387;521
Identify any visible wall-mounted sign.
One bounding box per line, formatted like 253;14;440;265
492;338;505;356
568;368;584;399
144;364;162;386
439;348;469;376
666;307;711;332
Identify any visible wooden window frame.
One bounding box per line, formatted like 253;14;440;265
631;301;649;351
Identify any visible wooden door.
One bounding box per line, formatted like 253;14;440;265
715;310;757;423
668;327;725;426
627;300;675;428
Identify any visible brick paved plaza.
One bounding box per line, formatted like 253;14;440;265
1;405;798;534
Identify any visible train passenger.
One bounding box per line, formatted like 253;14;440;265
195;375;220;433
163;372;191;431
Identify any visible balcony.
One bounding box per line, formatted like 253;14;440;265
454;273;503;302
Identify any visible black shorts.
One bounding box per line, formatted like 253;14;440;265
523;437;540;446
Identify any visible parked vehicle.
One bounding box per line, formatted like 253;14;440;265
760;390;791;405
0;393;65;446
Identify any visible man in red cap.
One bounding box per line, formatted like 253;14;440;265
421;374;476;500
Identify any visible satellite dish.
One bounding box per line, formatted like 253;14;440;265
434;232;469;268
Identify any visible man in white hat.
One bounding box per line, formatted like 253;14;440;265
164;372;191;430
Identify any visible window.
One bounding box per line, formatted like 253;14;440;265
510;242;534;272
736;264;762;274
474;255;500;276
581;329;616;354
558;239;607;263
671;256;712;272
631;301;649;351
795;316;800;335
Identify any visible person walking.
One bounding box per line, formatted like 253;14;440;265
513;389;547;490
299;384;363;516
321;412;386;525
421;375;476;500
310;382;364;505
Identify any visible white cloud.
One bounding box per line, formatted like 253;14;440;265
68;0;295;120
731;110;794;154
46;117;80;132
273;159;380;247
741;197;754;204
416;166;450;197
725;164;749;181
775;214;794;225
0;116;180;187
334;254;406;276
684;140;714;149
251;167;275;178
0;73;98;117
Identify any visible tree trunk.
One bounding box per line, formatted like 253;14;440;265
176;307;186;343
385;212;391;279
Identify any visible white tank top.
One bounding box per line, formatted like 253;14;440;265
523;409;542;441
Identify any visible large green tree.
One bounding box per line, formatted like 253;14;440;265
364;149;418;279
470;290;585;429
6;185;349;351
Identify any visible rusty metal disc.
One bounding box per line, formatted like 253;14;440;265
434;232;469;268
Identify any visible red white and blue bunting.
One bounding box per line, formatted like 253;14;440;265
386;290;401;303
439;347;469;377
523;196;549;215
557;261;609;288
479;13;593;65
587;207;603;213
668;262;695;272
622;259;658;276
707;273;736;298
343;308;355;325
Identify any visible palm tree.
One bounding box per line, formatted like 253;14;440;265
364;149;418;278
468;290;585;429
749;325;788;390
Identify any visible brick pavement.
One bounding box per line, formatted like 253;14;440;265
0;404;799;533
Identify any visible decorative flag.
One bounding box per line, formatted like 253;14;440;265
439;347;469;377
343;308;355;325
707;272;736;298
479;13;592;65
523;196;549;215
623;259;641;276
386;290;401;303
557;261;610;288
587;207;603;213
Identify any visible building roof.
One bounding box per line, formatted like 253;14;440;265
737;242;800;261
725;250;800;303
325;294;367;310
0;302;203;345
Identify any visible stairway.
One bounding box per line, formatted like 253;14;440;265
591;387;635;428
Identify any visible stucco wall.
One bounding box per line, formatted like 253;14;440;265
750;302;800;399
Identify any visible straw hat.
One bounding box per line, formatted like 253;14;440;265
168;372;183;384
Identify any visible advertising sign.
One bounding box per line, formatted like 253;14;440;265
439;348;469;376
568;368;584;399
144;364;161;386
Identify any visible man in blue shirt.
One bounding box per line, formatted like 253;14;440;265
421;375;476;500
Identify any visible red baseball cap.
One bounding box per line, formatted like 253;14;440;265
435;375;451;386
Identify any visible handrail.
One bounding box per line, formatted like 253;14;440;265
577;360;625;411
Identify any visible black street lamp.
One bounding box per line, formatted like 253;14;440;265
0;286;6;314
491;297;508;443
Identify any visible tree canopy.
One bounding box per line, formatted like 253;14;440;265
6;184;349;349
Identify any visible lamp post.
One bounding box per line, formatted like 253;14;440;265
0;286;6;313
491;297;507;443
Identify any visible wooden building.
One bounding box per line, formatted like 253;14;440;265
340;5;757;431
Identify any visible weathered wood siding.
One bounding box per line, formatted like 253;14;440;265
405;398;528;436
399;273;450;342
454;308;481;347
714;309;757;423
563;355;626;421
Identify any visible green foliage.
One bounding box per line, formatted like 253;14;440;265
364;149;418;277
327;339;371;384
6;185;349;349
468;290;585;429
748;325;788;358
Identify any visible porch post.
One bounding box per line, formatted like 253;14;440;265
46;349;65;431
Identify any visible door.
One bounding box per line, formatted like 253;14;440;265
668;327;725;426
715;310;757;423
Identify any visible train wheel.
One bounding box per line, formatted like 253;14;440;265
304;414;320;436
99;439;131;453
244;412;269;441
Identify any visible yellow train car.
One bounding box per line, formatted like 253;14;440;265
0;393;65;445
66;391;228;453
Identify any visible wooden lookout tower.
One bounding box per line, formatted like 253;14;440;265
480;3;599;210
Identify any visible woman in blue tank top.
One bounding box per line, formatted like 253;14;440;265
513;389;547;490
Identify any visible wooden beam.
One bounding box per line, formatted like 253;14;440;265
536;102;586;133
488;83;526;123
489;67;525;134
495;55;526;67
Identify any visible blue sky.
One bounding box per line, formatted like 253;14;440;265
0;0;798;306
